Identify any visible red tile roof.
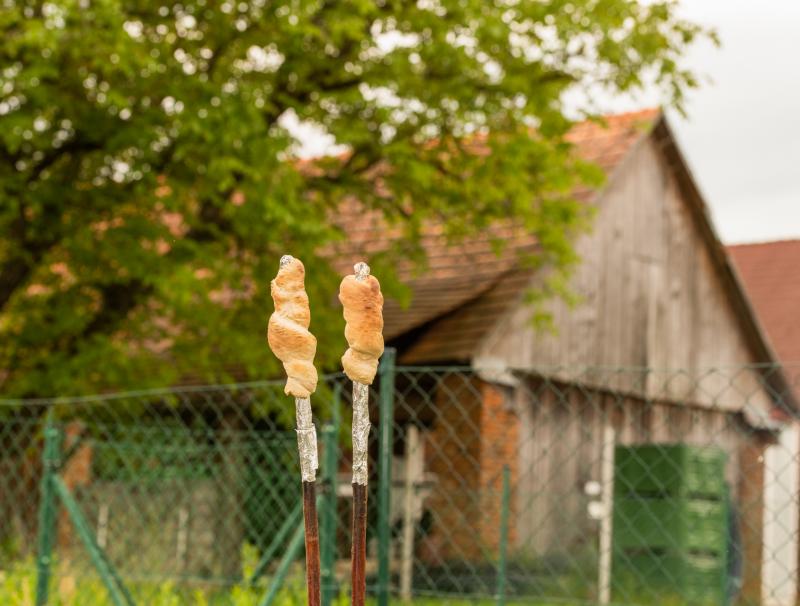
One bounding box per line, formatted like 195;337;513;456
334;109;661;362
728;240;800;364
565;108;659;171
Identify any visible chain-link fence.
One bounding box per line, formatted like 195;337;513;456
1;360;799;606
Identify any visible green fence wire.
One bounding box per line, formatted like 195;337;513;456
1;362;799;606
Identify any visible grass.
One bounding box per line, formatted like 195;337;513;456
0;546;709;606
0;563;703;606
0;561;319;606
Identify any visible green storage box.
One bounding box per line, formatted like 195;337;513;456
613;497;727;553
611;444;729;605
614;444;726;499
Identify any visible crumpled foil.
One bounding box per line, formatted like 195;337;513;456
295;397;318;482
351;262;373;486
351;381;370;485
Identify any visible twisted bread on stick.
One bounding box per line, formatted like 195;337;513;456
268;256;318;398
339;263;384;384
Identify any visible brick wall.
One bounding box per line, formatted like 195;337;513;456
423;375;483;562
478;381;518;553
422;377;518;563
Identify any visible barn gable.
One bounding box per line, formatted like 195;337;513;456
377;111;792;419
474;116;790;418
389;110;660;361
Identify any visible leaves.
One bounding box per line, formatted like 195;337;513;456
0;0;711;396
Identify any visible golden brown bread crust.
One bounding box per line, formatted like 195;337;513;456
339;273;384;384
267;257;318;397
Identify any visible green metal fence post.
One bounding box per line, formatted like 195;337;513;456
259;494;324;606
249;499;304;585
36;411;61;606
259;520;306;606
320;383;341;606
331;378;342;433
53;477;135;606
496;465;511;606
377;348;396;606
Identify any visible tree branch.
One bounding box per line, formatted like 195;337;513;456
79;280;153;341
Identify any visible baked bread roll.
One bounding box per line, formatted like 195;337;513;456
339;264;384;384
268;256;318;398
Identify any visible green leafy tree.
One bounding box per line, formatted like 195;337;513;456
0;0;711;396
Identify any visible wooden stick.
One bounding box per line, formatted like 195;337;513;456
351;482;368;606
267;255;321;606
296;396;322;606
351;380;370;606
303;481;322;606
348;263;376;606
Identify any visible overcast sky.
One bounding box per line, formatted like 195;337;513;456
625;0;800;244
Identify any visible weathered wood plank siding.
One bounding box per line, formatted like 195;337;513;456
514;378;748;557
477;134;774;418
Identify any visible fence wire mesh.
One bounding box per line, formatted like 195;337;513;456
0;363;798;606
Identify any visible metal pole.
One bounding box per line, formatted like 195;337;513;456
496;465;510;606
36;412;61;606
376;348;396;606
598;422;616;605
320;383;341;606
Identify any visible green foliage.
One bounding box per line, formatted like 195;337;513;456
0;0;711;396
0;560;311;605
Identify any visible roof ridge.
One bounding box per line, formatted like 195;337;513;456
727;238;800;249
593;107;661;121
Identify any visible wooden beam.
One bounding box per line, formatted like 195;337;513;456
739;436;768;605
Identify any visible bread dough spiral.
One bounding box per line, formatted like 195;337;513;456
268;256;318;398
339;264;384;384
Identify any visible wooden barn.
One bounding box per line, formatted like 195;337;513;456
343;110;798;604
